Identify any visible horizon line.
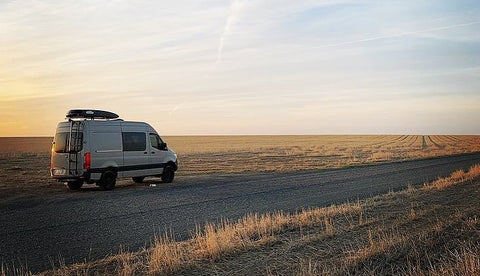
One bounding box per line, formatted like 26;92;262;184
1;133;479;138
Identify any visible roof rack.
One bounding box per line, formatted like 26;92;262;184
66;109;119;120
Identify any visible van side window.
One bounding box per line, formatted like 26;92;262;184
149;133;163;150
122;132;146;151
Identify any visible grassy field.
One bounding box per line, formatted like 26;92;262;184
167;135;480;174
1;135;480;174
7;164;478;275
0;135;479;198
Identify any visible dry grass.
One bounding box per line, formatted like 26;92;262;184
1;265;32;276
412;247;480;276
28;164;480;276
168;135;480;174
147;204;363;275
3;135;479;198
424;164;480;191
2;135;480;176
283;164;480;276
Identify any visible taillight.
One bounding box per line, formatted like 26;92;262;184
84;152;91;170
50;143;55;169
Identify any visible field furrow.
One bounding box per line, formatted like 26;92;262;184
427;135;445;149
1;136;480;182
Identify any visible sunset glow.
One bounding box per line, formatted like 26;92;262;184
1;1;479;136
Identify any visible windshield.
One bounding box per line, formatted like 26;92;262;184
54;132;83;153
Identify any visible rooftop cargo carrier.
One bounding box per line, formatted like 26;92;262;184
66;109;119;120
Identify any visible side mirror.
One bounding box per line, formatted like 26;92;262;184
161;142;167;150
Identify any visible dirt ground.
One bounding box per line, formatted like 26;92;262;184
0;154;55;199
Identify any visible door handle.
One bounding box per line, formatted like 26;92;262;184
144;152;148;154
151;152;155;154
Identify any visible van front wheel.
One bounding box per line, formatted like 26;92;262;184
161;165;175;183
99;172;116;190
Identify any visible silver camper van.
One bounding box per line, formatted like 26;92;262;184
50;109;178;190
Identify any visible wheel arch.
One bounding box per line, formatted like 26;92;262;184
166;161;178;171
101;166;118;178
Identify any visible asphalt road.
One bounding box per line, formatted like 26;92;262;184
2;153;480;273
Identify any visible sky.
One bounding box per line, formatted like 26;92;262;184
1;0;479;136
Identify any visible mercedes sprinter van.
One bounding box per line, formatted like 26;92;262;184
50;109;178;190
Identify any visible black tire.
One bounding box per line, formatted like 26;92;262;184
161;165;175;183
67;180;83;190
99;172;116;190
132;176;145;183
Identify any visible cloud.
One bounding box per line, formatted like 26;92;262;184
216;0;244;64
315;20;480;49
168;102;185;117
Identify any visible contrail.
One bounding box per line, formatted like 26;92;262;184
319;20;480;48
216;0;243;64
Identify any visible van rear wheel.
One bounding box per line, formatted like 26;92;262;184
67;180;83;190
161;165;175;183
99;172;116;190
132;177;145;183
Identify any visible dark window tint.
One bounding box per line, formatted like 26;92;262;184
54;132;83;153
149;133;163;150
54;133;68;153
122;132;146;151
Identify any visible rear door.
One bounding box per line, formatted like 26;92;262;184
51;121;84;177
51;127;71;177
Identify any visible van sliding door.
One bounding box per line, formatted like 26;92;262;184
121;126;150;178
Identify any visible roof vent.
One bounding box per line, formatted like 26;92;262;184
66;109;119;120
